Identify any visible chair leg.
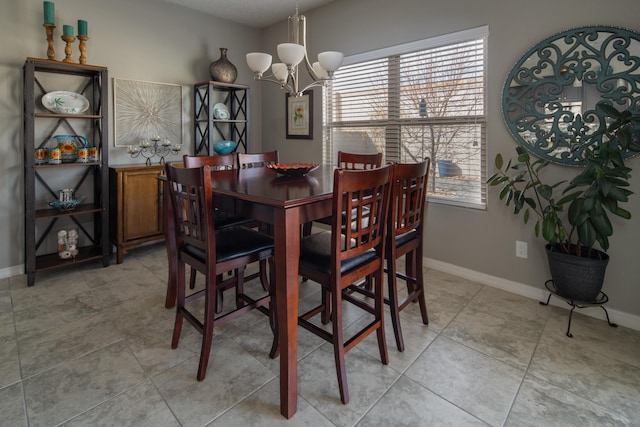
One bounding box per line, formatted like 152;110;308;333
259;259;269;292
413;250;429;325
321;289;331;324
197;275;216;381
189;266;197;289
375;271;389;365
171;261;186;349
387;256;405;352
236;268;245;308
331;286;349;404
215;273;224;313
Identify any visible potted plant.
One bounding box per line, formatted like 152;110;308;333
488;102;640;301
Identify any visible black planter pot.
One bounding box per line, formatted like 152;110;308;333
545;244;609;301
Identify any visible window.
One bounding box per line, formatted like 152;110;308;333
323;26;488;208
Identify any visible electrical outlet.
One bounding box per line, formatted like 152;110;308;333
516;240;528;258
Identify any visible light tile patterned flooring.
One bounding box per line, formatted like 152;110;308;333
1;243;640;426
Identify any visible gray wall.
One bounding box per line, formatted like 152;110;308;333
1;0;639;320
257;0;640;318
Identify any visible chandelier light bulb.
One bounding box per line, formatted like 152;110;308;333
318;51;344;72
277;43;305;66
272;63;289;82
246;52;272;74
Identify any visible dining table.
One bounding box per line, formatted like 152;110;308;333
163;164;336;419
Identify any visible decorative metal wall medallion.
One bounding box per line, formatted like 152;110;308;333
502;26;640;165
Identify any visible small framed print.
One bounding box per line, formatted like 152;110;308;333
286;90;313;139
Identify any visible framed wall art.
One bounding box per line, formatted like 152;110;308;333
286;90;313;139
113;78;183;147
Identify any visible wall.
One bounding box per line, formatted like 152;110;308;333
257;0;640;319
0;0;263;273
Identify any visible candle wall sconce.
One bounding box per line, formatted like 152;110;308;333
128;136;182;165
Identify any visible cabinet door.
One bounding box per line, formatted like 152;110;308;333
122;169;163;241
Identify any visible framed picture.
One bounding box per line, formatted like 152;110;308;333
113;78;183;147
286;90;313;139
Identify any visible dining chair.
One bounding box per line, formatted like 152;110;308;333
305;151;383;233
293;164;393;404
351;159;430;352
165;163;275;381
182;154;265;303
237;150;279;168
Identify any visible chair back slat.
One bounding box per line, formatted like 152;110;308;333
332;164;393;265
389;159;430;238
166;164;215;255
183;154;236;170
337;151;382;170
237;151;279;168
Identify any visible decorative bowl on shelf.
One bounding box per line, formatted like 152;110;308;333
266;163;319;177
41;91;90;114
213;140;238;155
213;103;230;119
48;198;84;212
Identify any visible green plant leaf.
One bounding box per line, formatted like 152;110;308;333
538;185;552;200
495;153;503;169
590;212;613;237
542;215;557;242
524;208;530;224
577;220;596;248
614;206;632;219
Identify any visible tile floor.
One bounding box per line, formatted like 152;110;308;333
1;243;640;426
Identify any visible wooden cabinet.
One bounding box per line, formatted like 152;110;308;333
23;58;110;286
194;81;249;155
109;165;166;263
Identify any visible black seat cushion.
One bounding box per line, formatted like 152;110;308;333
299;231;376;276
183;226;273;264
395;229;418;247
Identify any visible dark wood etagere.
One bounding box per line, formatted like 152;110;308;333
23;57;110;286
194;81;249;155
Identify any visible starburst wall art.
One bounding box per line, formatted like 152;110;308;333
113;78;183;147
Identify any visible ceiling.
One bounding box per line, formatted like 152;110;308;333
161;0;336;29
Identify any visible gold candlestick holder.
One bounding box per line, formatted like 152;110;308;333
61;34;76;63
77;36;89;65
43;24;56;60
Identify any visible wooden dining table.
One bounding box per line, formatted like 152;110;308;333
163;164;336;419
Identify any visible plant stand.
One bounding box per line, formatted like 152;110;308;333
540;280;617;338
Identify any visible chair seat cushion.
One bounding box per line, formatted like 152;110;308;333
395;229;418;247
183;226;273;264
299;231;376;276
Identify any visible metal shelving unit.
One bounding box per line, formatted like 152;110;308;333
23;57;110;286
194;81;249;156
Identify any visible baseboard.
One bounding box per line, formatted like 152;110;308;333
0;264;24;281
424;257;640;332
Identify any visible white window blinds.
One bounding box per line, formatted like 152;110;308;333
323;26;488;208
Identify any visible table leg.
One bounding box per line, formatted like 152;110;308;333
274;207;300;418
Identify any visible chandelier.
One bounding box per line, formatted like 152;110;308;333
246;4;343;97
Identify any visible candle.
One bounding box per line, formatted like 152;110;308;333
77;19;88;36
43;1;54;25
63;25;73;36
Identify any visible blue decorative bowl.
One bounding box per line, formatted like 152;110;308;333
213;140;238;155
48;197;84;212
